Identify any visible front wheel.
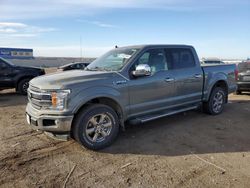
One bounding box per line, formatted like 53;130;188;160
203;87;226;115
17;78;31;95
72;104;120;150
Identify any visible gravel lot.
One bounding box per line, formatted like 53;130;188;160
0;81;250;187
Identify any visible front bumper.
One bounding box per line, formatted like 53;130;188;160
237;82;250;91
26;104;74;133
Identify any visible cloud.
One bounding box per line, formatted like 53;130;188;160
1;0;249;20
0;22;27;28
76;19;117;28
9;33;38;37
31;45;113;57
57;0;250;9
0;22;27;34
0;22;56;38
0;28;17;33
88;21;117;28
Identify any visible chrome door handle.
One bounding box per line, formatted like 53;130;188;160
194;74;202;78
165;78;174;82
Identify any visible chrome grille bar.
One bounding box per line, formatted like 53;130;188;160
28;87;52;109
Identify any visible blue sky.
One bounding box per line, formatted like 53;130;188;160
0;0;249;58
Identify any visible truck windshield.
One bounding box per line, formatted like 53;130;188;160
86;48;139;71
0;57;15;66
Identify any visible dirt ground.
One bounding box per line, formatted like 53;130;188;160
1;83;250;187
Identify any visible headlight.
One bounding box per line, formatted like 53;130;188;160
49;90;70;110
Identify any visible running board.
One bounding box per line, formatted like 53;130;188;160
129;106;198;125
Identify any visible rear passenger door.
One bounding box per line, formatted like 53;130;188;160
165;48;203;106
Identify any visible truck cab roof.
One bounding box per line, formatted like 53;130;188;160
117;44;194;50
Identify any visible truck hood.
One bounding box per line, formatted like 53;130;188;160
30;70;114;90
15;65;44;72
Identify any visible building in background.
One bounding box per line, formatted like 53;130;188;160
0;47;33;59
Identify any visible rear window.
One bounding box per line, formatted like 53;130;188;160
165;48;196;70
203;61;224;64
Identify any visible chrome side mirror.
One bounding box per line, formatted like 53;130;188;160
132;64;151;77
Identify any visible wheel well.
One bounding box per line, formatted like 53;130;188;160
88;97;123;119
71;97;124;137
16;76;34;89
212;80;228;102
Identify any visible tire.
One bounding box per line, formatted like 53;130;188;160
203;87;226;115
72;104;120;150
236;90;242;95
17;78;31;95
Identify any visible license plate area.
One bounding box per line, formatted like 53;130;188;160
26;114;31;125
26;114;38;126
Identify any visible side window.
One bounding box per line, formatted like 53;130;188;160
166;48;196;70
138;52;150;65
0;59;7;68
135;49;168;74
81;64;87;69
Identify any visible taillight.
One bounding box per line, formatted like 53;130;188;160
234;68;238;81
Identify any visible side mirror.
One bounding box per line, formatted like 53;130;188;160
132;64;151;77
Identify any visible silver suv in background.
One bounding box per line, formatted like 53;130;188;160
236;60;250;94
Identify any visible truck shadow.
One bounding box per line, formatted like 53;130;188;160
0;90;28;107
102;101;250;156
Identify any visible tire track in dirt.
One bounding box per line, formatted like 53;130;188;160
0;141;75;185
0;141;74;168
3;130;42;141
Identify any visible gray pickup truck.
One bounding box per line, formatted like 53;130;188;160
26;45;237;150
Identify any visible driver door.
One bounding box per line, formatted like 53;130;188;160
128;48;175;117
0;59;13;88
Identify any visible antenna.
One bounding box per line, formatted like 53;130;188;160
80;36;83;61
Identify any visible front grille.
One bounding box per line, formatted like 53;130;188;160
243;76;250;82
28;85;52;110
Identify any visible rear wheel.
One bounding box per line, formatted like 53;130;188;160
203;87;226;115
72;104;120;150
17;78;31;95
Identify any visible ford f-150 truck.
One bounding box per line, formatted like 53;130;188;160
0;57;45;94
26;45;237;150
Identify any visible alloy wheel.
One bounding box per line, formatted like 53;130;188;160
85;113;113;143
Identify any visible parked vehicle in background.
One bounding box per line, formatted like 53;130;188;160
0;57;45;94
58;62;90;71
236;60;250;94
201;58;225;65
26;45;237;150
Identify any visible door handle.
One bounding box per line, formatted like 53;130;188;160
194;74;202;78
165;77;174;82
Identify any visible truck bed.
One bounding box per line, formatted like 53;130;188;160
201;64;237;101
